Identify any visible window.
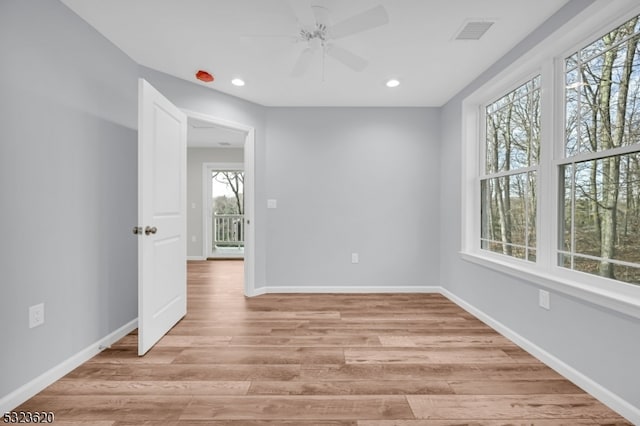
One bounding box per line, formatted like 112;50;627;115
481;77;540;261
462;2;640;314
560;16;640;285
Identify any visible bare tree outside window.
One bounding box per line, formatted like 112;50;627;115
481;76;540;261
212;171;244;249
212;171;244;215
561;15;640;285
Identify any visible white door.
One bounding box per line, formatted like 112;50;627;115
137;79;187;356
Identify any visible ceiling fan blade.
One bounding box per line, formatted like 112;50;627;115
326;44;368;72
286;0;316;27
311;5;330;27
328;5;389;39
240;34;300;45
291;47;315;77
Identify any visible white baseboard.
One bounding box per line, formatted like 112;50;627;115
262;285;441;294
187;256;205;261
440;288;640;425
0;319;137;413
247;286;267;297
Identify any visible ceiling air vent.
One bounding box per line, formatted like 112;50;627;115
455;20;494;40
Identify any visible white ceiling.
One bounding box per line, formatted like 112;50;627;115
187;117;247;149
60;0;569;107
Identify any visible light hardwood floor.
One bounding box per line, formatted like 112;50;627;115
17;260;631;425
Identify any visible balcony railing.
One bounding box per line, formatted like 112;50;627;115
213;214;244;248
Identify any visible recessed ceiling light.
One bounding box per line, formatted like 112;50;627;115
231;78;245;87
386;79;400;88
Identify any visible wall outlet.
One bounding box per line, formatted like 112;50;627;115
191;235;197;242
29;303;45;328
351;253;359;264
267;199;277;209
539;290;550;310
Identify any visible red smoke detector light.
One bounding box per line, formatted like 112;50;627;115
196;70;214;83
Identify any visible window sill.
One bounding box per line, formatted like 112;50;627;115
459;251;640;320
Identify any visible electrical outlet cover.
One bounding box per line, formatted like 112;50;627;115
539;290;550;310
29;303;45;328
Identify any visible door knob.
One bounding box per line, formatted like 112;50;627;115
145;226;157;235
133;226;142;235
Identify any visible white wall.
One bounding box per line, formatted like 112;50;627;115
0;0;138;402
439;0;640;417
187;147;243;258
265;107;439;288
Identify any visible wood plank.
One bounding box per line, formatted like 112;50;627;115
173;347;344;364
448;379;583;395
345;348;516;364
378;335;516;347
17;395;190;423
175;421;355;426
180;396;414;420
41;379;250;396
357;421;598;426
64;364;301;381
45;422;116;426
406;394;620;420
229;335;382;347
301;364;562;381
247;380;454;395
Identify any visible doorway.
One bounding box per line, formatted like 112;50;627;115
184;109;256;296
205;165;244;259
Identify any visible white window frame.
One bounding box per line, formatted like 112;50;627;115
461;0;640;319
479;73;541;262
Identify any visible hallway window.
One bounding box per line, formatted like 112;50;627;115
212;170;244;252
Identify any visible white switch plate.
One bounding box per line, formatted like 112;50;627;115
191;235;197;242
29;303;45;328
267;199;277;209
539;290;550;310
351;253;359;264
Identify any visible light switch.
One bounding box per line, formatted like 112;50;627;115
267;199;277;209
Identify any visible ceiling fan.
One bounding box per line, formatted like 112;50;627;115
252;1;390;78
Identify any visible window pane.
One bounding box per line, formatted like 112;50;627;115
486;77;540;173
560;151;640;284
566;52;579;71
481;172;536;261
565;16;640;157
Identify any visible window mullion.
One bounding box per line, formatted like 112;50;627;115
536;60;557;271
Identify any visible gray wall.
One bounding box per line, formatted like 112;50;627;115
439;0;640;410
265;107;439;287
187;147;243;258
0;0;138;398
